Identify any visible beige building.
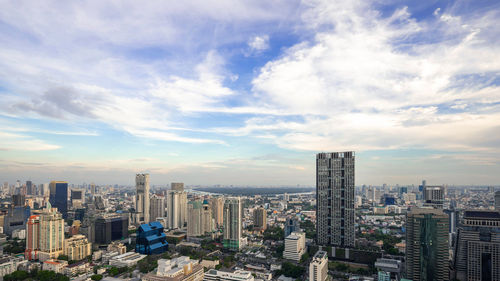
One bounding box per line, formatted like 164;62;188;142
107;241;127;255
210;197;224;228
309;251;328;281
42;259;68;274
283;232;306;262
64;234;91;261
253;207;267;230
143;256;204;281
38;203;65;261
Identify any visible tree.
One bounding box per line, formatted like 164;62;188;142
4;270;29;281
275;262;305;278
57;254;69;261
91;274;103;281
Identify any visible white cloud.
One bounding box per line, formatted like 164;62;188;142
248;35;270;52
0;131;60;151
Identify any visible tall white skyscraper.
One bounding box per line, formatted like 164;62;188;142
187;201;203;237
167;190;187;229
223;197;242;250
316;152;355;248
135;173;150;224
150;194;165;222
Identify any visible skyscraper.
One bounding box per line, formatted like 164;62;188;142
94;214;129;245
423;185;445;208
452;210;500;281
90;183;96;196
495;191;500;210
223;197;242;250
316;151;355;248
211;196;224;228
202;200;213;234
37;203;65;261
253;207;267;230
25;215;40;260
149;194;165;222
26;180;33;195
406;208;449;281
187;201;203;237
49;181;68;219
135;173;150;224
167;190;187;229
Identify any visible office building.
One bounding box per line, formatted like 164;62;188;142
71;189;84;209
423;185;445;208
26;181;33;195
283;231;306;262
285;217;300;237
167;190;187;229
4;205;30;236
11;194;24;207
107;241;127;255
109;252;147;268
316;151;355;247
253;207;267;230
211;197;224;228
143;256;204;281
495;191;500;210
223;197;242;250
204;269;254;281
90;183;96;196
453;210;500;281
188;201;203;237
136;221;168;255
309;251;328;281
36;203;65;261
64;234;91;261
171;183;184;192
405;208;449;281
135;173;150;224
94;214;129;245
150;194;166;222
49;181;68;218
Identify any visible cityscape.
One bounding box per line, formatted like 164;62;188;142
1;1;500;281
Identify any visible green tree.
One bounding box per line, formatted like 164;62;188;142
4;270;29;281
91;274;103;281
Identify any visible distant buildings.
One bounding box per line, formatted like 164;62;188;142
171;183;184;192
405;208;449;281
316;151;355;248
204;269;254;281
223;197;242;250
309;250;328;281
49;181;68;218
63;234;91;261
283;232;306;262
135;173;150;224
93;214;129;245
423;185;445;208
143;256;204;281
0;255;27;279
136;221;168;255
495;191;500;210
253;207;267;230
150;194;166;222
453;210;500;281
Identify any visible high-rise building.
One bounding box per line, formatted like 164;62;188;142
309;251;328;281
94;214;129;245
171;183;184;192
26;181;33;195
495;191;500;210
285;217;300;237
423;185;445;208
49;181;68;219
316;151;355;248
64;234;91;261
187;201;203;237
150;194;165;222
12;194;25;207
405;208;449;281
202;200;213;235
223;197;242;250
41;183;49;197
167;190;187;229
71;189;84;209
25;215;40;260
4;205;30;236
211;197;224;228
253;207;267;230
452;210;500;281
135;174;150;224
283;231;306;262
37;203;65;261
90;183;96;196
136;221;168;255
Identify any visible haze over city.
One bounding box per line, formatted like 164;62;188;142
1;0;500;185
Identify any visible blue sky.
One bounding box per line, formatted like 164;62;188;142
0;0;499;186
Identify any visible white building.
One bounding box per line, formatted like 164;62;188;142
167;190;187;229
309;251;328;281
109;252;146;267
0;255;28;279
283;232;306;262
204;269;254;281
150;194;166;222
135;173;150;224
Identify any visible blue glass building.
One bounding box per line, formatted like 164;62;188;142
135;221;168;255
49;181;68;219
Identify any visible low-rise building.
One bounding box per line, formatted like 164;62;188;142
143;256;204;281
0;255;28;278
42;259;68;274
204;269;254;281
107;241;127;255
109;252;147;268
309;251;328;281
374;258;402;281
63;261;91;277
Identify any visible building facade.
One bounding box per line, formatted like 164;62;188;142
405;208;449;281
283;232;306;262
204;269;254;281
253;207;267;230
453;210;500;281
25;215;40;260
210;197;224;228
135;173;150;224
423;186;445;208
136;221;169;255
223;197;242;250
188;201;203;237
150;194;166;222
64;234;91;261
167;190;187;229
49;181;68;219
316;151;355;248
38;204;65;261
93;214;129;245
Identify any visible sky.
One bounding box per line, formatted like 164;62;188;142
0;0;499;186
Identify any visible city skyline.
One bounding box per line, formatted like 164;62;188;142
1;0;500;185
